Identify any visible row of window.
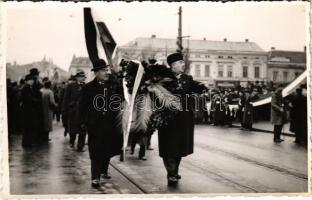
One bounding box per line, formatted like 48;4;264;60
194;65;260;78
272;71;300;82
191;54;259;59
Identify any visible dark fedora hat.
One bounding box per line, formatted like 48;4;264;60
91;59;109;72
166;52;183;66
25;74;34;81
75;71;86;78
68;75;76;81
29;68;40;75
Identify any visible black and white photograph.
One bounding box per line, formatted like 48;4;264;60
1;1;310;197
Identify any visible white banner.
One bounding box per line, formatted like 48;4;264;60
122;61;145;161
252;70;307;107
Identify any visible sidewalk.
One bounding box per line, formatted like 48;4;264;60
233;121;293;136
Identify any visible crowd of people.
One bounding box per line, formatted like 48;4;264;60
192;82;307;145
6;53;308;189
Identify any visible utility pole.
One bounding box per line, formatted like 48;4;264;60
176;6;183;53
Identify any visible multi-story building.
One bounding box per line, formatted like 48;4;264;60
115;36;268;87
68;54;94;82
267;47;306;84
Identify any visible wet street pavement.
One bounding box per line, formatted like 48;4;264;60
8;121;308;195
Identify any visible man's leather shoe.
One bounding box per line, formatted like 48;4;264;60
101;173;111;179
77;149;85;152
167;176;178;187
175;174;181;179
274;139;284;143
139;156;147;160
91;179;100;188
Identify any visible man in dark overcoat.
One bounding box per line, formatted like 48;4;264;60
290;88;307;145
29;68;45;144
242;91;254;130
60;76;75;137
78;59;123;188
271;87;285;143
212;92;225;126
62;71;86;151
158;52;207;186
20;74;42;147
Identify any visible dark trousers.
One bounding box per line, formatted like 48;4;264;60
70;132;86;150
53;111;61;122
130;131;146;158
273;125;283;140
163;157;182;177
22;128;35;147
147;134;152;149
91;158;110;180
41;131;50;143
130;135;146;158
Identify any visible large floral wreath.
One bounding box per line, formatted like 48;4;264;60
118;60;181;135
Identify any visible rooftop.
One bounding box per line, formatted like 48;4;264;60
69;55;92;68
268;50;306;64
121;37;265;53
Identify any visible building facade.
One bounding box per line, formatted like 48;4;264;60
115;36;268;87
267;48;306;84
6;57;69;83
68;54;94;82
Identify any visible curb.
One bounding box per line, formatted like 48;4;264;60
232;125;295;137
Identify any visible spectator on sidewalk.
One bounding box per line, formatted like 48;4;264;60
290;87;307;145
271;87;285;143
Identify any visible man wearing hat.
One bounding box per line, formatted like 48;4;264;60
78;59;123;188
62;70;87;151
20;74;42;147
271;87;285;143
27;68;46;144
157;52;208;187
60;75;76;137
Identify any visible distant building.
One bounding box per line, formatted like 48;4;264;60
267;47;306;84
68;54;94;82
6;57;69;83
115;36;268;87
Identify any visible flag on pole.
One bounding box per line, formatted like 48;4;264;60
96;22;116;68
84;7;116;68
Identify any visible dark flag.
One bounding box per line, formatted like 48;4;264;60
84;7;117;68
96;22;117;68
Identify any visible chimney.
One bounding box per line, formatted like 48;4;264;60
14;61;17;66
223;38;227;42
203;37;206;41
151;34;156;38
245;39;249;42
271;47;275;51
304;46;306;52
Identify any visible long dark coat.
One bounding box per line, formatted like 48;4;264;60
78;77;123;160
270;93;284;125
212;95;225;123
20;85;42;143
242;97;253;125
62;82;84;134
158;74;207;158
290;93;307;135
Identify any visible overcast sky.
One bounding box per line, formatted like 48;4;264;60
5;1;309;71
